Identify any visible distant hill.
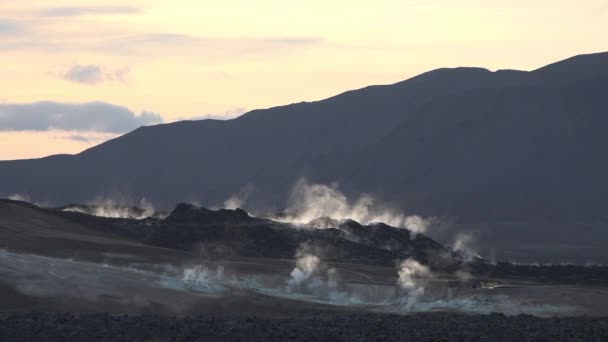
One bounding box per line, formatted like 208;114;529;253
1;52;608;221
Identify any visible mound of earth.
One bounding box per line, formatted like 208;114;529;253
4;199;608;284
58;202;460;270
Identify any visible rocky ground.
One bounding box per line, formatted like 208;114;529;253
2;312;608;342
4;200;608;341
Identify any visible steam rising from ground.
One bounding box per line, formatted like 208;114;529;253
397;258;432;310
288;253;320;288
279;179;431;233
452;233;481;262
224;195;245;210
7;193;48;207
223;185;253;210
286;243;348;302
8;193;30;202
62;198;162;219
182;265;225;291
0;249;582;317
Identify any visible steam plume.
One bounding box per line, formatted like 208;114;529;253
8;193;30;202
223;185;253;210
452;232;480;262
62;197;161;219
279;179;431;233
397;258;431;310
182;264;225;290
288;253;320;288
286;243;349;302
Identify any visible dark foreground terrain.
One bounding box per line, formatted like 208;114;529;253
3;200;608;340
2;312;608;342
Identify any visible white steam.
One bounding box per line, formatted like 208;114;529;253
452;233;480;262
0;249;582;317
8;193;31;202
7;193;49;207
279;179;431;233
404;216;431;235
397;258;432;310
182;264;225;291
62;198;160;219
223;185;253;209
288;253;320;288
224;195;245;210
286;243;348;302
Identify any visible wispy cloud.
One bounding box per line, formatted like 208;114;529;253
189;107;248;121
0;19;22;34
62;64;130;85
0;101;162;133
63;64;104;84
0;27;324;59
112;35;324;61
66;134;96;143
36;6;143;17
99;34;323;56
52;130;121;145
62;133;116;143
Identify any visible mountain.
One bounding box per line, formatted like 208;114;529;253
1;52;608;261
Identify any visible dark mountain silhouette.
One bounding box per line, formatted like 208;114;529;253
1;52;608;226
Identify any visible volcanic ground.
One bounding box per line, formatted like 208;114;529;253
2;199;608;341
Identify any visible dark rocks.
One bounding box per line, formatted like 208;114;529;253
2;312;608;342
52;202;460;269
8;200;608;285
164;203;252;224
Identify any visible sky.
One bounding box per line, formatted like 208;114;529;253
1;0;607;160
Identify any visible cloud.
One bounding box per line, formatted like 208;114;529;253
53;130;120;144
63;64;103;84
100;34;323;56
62;64;130;85
0;20;22;34
37;6;143;17
65;134;98;143
0;27;324;59
58;131;119;144
190;107;248;121
0;101;162;133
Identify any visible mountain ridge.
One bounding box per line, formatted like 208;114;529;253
1;51;608;218
5;51;607;162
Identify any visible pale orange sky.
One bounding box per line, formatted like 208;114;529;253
1;0;607;160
